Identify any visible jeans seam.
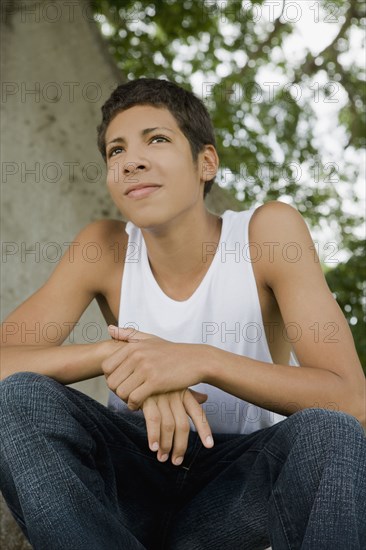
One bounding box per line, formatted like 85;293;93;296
262;446;287;463
266;414;319;550
272;489;293;550
159;435;202;550
110;446;164;462
215;447;266;464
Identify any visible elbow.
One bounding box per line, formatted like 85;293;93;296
0;352;11;381
332;374;366;430
348;381;366;430
356;379;366;428
355;399;366;430
0;363;20;382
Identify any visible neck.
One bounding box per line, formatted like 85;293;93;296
141;205;222;290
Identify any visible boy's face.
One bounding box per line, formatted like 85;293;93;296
104;105;216;229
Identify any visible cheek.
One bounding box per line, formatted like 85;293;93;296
106;161;121;188
106;165;125;209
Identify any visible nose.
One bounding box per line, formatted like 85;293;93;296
123;161;147;176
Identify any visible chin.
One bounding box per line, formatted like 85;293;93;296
111;201;155;227
115;198;194;231
122;209;170;230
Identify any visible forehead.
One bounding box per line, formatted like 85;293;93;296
105;105;182;141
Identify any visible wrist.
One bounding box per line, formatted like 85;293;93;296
97;338;123;362
198;344;220;384
98;338;128;361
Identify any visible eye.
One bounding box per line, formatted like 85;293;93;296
107;135;169;159
150;135;170;144
108;146;124;158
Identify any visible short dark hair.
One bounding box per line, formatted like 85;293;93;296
97;78;217;197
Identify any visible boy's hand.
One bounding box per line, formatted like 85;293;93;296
102;325;208;410
142;389;214;466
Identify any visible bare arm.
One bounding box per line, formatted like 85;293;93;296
203;202;366;424
1;220;124;382
0;340;120;383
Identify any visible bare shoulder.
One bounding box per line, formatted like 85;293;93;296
73;218;128;291
249;201;317;288
73;218;128;264
250;200;308;238
78;218;127;246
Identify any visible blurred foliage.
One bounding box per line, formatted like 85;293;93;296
91;0;365;370
325;239;366;368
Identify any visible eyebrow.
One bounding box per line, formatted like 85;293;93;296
107;127;176;147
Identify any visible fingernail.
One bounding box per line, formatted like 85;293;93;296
174;456;183;466
205;435;214;447
159;454;169;462
151;442;159;452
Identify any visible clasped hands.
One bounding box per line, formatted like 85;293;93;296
101;325;214;466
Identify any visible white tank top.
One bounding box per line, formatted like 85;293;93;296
108;208;296;434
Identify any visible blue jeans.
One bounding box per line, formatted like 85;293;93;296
1;372;365;550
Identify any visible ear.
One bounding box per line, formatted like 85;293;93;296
198;144;219;184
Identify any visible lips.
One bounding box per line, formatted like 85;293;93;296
125;183;162;199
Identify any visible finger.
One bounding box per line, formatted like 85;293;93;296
142;398;161;453
155;397;175;462
112;371;145;411
184;391;214;449
108;325;138;340
188;389;208;405
105;362;135;394
127;383;152;411
101;344;131;375
108;325;152;342
169;393;190;466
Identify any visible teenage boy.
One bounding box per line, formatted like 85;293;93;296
1;78;365;550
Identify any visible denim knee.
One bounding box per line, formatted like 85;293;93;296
0;372;61;419
284;407;365;451
292;407;363;432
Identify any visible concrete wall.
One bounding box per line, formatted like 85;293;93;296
1;0;126;404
